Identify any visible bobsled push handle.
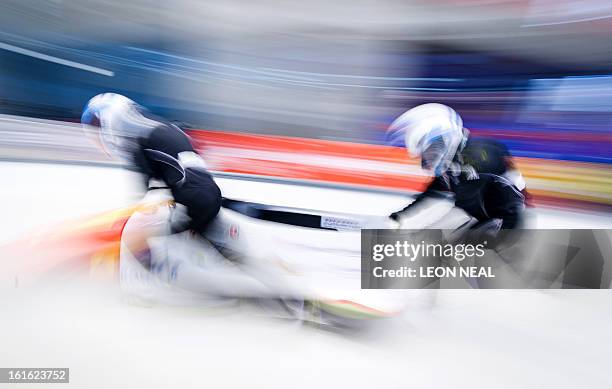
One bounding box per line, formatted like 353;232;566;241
143;148;186;187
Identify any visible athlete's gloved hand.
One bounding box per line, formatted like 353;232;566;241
389;211;402;222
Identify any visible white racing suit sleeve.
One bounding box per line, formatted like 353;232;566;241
396;197;458;230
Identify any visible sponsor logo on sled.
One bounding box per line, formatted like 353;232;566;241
321;216;362;231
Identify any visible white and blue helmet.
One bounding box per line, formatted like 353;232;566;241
81;93;157;159
387;103;468;176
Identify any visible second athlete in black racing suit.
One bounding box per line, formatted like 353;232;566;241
391;138;526;231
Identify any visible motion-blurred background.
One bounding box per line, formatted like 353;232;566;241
1;0;611;209
2;4;612;389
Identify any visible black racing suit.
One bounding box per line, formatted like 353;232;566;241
391;138;525;230
131;121;222;234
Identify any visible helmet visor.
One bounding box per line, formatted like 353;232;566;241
421;136;447;175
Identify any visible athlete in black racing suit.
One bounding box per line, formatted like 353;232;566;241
391;137;526;231
386;103;526;234
82;93;222;236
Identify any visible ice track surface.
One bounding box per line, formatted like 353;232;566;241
2;161;612;389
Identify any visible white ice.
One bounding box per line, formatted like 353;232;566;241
1;161;612;389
